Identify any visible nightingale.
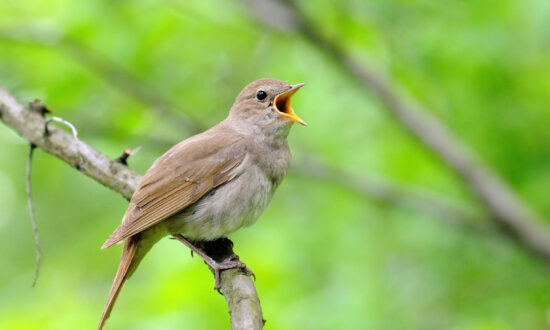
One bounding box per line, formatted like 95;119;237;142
98;78;306;329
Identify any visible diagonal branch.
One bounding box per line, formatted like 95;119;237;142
0;88;263;330
244;0;550;260
0;25;202;134
290;156;485;228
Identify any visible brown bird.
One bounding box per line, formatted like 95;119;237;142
98;78;306;329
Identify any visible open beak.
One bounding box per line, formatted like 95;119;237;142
273;83;307;126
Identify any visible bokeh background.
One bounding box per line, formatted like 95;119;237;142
1;0;550;329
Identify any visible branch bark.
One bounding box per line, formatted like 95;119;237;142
244;0;550;260
0;88;263;330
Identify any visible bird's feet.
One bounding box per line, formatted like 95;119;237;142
171;234;255;292
205;255;255;292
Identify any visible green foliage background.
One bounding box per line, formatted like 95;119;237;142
1;0;550;329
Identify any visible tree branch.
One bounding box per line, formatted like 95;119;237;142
244;0;550;260
291;156;485;228
0;25;202;134
0;88;263;330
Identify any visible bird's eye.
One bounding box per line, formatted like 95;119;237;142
256;90;267;101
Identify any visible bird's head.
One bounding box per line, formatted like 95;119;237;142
228;78;307;134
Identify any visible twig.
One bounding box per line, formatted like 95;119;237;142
25;143;41;286
244;0;550;261
115;147;142;166
0;88;262;329
45;116;79;138
45;116;82;167
115;149;132;166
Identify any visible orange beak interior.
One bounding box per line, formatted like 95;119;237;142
273;83;307;126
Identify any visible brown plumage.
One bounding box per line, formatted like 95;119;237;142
102;132;247;248
98;78;306;329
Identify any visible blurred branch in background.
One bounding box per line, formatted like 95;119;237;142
291;156;486;229
0;24;488;232
0;25;203;135
0;88;263;330
242;0;550;260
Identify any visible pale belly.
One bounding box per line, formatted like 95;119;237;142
165;164;275;240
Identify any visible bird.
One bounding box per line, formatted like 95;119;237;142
98;78;306;329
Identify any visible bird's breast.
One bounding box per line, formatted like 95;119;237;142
166;162;276;240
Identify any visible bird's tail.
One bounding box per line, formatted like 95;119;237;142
97;236;140;330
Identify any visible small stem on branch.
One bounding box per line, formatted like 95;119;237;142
26;143;41;287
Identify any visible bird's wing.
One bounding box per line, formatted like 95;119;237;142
102;130;247;248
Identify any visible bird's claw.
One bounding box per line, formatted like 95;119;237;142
210;260;255;293
242;264;256;282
